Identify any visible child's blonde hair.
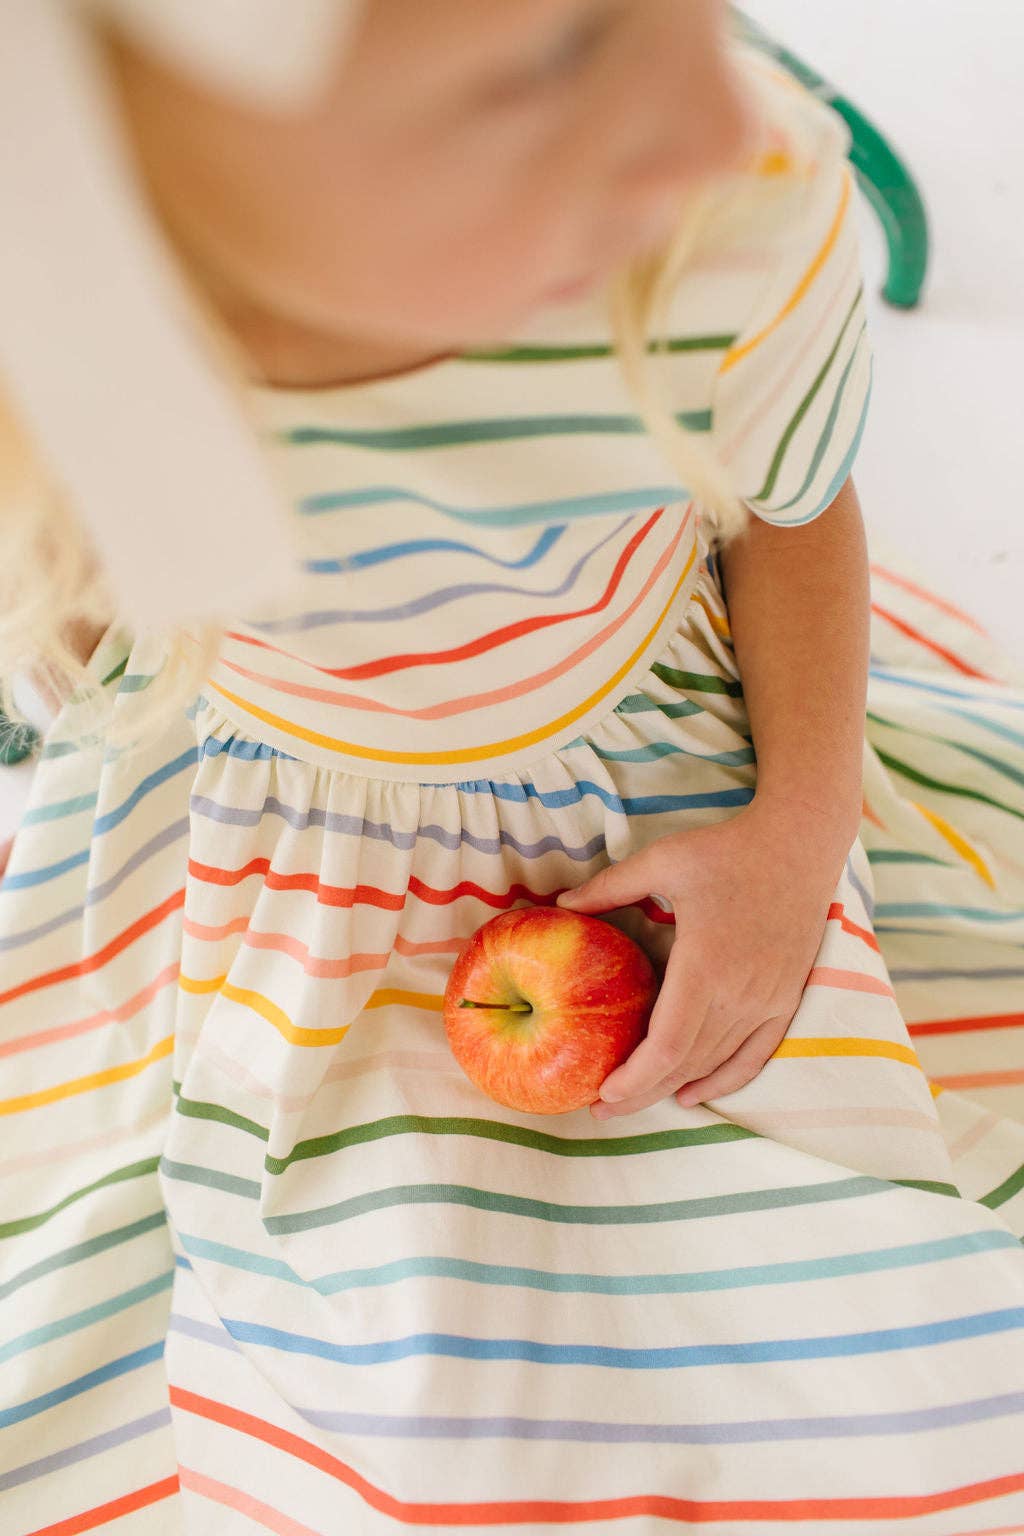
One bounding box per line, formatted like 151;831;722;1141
0;37;822;753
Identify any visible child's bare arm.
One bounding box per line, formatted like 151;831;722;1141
716;472;870;867
556;476;872;1116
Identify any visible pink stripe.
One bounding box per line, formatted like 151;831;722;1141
0;1104;167;1176
869;562;990;636
805;966;895;997
217;514;690;722
0;962;179;1059
178;1467;322;1536
182;915;466;976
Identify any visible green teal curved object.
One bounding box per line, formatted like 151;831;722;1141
0;708;39;766
731;7;929;309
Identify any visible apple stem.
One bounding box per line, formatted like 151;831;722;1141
458;999;532;1013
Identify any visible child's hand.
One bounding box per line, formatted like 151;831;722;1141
555;803;843;1118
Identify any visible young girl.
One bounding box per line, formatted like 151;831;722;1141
2;2;1023;1532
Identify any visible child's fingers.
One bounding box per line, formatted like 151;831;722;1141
675;1018;788;1106
555;849;655;914
595;942;709;1106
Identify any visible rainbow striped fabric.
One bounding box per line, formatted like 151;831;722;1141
2;58;1023;1536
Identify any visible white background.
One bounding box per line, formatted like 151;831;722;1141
743;0;1024;659
3;1;1023;836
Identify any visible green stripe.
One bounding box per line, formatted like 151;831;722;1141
754;286;864;504
172;1082;270;1143
460;334;738;364
979;1160;1024;1211
170;1089;762;1173
650;662;744;697
283;409;711;452
614;695;706;720
257;1173;891;1237
891;1178;962;1200
0;1212;167;1302
0;1158;160;1241
865;850;954;870
266;1115;761;1177
100;657;129;688
868;710;1024;790
873;746;1024;821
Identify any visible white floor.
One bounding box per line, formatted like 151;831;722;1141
2;3;1022;838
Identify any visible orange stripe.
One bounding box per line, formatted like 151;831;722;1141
0;889;185;1009
206;525;698;763
229;509;663;681
719;164;852;375
169;1386;1024;1525
908;1012;1024;1037
805;966;895;998
0;962;179;1059
870;601;997;682
25;1476;179;1536
869;562;989;636
861;794;886;831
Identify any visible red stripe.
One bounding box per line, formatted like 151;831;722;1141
189;858;555;911
870;601;997;682
826;901;881;953
26;1476;179;1536
909;1012;1024;1038
0;890;185;1009
170;1386;1024;1525
228;509;664;681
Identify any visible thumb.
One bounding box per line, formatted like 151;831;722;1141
556;852;652;913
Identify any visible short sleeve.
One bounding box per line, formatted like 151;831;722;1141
709;76;874;528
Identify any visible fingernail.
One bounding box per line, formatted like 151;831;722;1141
600;1087;624;1103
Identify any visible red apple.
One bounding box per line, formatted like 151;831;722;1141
443;906;658;1115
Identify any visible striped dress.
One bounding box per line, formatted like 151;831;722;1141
3;66;1023;1536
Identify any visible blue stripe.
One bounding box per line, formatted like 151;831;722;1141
0;846;91;892
91;747;197;837
305;523;566;572
221;1307;1024;1369
869;666;1024;711
433;778;754;815
247;516;632;633
771;320;869;515
299;483;691;528
0;1342;164;1429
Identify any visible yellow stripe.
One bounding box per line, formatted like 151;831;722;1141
911;801;996;890
208;535;698;765
179;973;349;1046
719;165;852;377
179;972;226;996
930;1081;945;1099
366;989;445;1013
774;1036;922;1070
690;589;731;640
0;1034;174;1117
